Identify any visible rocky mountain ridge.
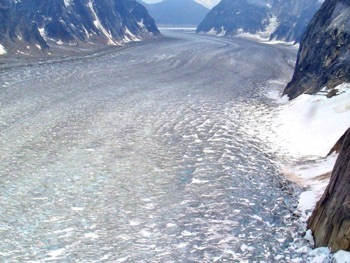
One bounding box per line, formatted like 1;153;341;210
196;0;321;43
282;0;350;253
283;0;350;99
0;1;48;55
0;0;160;56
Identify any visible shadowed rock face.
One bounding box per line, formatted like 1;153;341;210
282;0;350;253
0;0;160;55
269;1;321;43
283;0;350;99
18;0;160;43
0;1;48;54
196;0;320;43
308;128;350;252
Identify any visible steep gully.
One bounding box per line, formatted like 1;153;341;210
0;30;310;261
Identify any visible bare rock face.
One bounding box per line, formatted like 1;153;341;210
308;128;350;252
0;0;160;55
0;1;48;54
283;0;350;99
196;0;321;43
269;1;320;43
15;0;160;45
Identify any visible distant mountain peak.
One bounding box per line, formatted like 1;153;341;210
142;0;209;27
196;0;321;43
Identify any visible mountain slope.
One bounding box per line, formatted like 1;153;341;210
0;0;160;56
280;0;350;253
283;0;350;99
17;0;160;44
308;127;350;252
196;0;321;43
0;1;48;55
270;1;321;42
142;0;209;26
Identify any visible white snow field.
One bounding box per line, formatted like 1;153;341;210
0;44;7;55
269;84;350;217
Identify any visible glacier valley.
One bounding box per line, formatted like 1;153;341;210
0;30;312;262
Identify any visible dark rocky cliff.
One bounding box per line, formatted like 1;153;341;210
141;0;209;27
283;0;350;253
308;128;350;252
196;0;321;43
283;0;350;99
0;0;160;55
0;1;48;55
269;1;321;43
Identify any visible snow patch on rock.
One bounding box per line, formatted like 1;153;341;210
87;0;118;45
63;0;72;7
259;15;279;38
0;44;7;55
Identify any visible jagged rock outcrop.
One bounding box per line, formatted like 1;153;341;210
140;0;209;27
196;0;321;42
283;0;350;99
0;0;160;56
0;1;48;55
270;1;321;43
308;128;350;252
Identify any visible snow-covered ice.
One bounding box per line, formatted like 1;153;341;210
333;250;350;263
237;30;299;47
269;84;350;216
308;247;332;263
0;44;7;55
272;84;350;157
265;83;350;261
0;29;348;262
0;30;313;262
304;229;315;246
